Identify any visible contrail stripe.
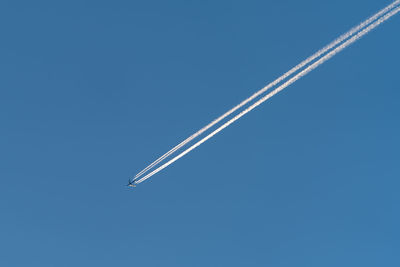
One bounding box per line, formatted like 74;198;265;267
136;6;400;184
134;0;400;180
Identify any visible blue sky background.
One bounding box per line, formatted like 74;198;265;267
1;0;399;266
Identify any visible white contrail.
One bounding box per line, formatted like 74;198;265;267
135;5;400;184
134;0;400;180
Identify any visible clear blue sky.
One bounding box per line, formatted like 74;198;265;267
1;1;399;266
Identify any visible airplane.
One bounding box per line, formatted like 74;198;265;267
127;179;137;188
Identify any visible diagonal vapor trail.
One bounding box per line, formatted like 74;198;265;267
135;3;400;184
134;0;400;180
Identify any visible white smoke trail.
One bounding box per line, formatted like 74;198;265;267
134;0;400;180
135;6;400;184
